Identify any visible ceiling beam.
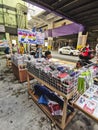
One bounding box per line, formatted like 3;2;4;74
81;17;98;25
88;25;98;31
52;0;70;9
72;8;98;18
60;0;93;11
77;13;98;21
58;0;78;10
65;1;98;14
86;21;98;27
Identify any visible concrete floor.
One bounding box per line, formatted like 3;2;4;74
0;55;98;130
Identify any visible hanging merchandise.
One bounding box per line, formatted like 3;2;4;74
77;64;96;94
78;76;85;94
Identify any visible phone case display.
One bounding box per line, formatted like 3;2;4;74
27;59;79;95
26;59;98;129
77;64;98;94
75;84;98;120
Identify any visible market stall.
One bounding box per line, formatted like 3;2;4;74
26;58;98;129
26;59;76;130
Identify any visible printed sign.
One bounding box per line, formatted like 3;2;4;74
18;29;44;44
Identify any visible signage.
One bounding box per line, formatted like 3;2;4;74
18;29;44;44
0;25;5;32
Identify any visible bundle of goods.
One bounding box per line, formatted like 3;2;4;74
75;84;98;118
77;63;98;94
11;54;34;68
33;83;74;116
27;59;80;95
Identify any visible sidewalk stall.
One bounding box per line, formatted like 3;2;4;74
10;28;44;82
26;58;98;129
9;28;98;129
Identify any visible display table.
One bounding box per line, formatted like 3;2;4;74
12;62;27;82
74;84;98;122
27;71;76;130
26;59;98;129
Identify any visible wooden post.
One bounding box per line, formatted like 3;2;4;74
27;71;30;89
61;98;67;129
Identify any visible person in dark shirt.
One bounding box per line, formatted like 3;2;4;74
44;51;52;60
4;46;10;54
35;44;42;58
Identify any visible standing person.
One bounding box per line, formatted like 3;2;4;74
95;43;98;62
19;43;25;55
35;44;42;58
12;44;16;54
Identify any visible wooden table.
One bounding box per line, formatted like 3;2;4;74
27;71;76;130
74;102;98;122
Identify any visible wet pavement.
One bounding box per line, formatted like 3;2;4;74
0;55;98;130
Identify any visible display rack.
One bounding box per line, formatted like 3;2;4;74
74;84;98;122
74;101;98;122
73;63;98;122
27;71;76;130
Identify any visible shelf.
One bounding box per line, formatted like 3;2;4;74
28;89;76;130
27;71;74;99
27;71;76;130
74;103;98;122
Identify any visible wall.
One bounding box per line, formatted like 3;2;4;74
0;0;28;50
0;0;27;31
54;19;73;28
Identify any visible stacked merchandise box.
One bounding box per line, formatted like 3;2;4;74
27;60;98;95
11;54;34;82
27;59;80;95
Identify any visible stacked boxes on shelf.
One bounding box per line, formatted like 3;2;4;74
27;60;98;95
27;60;79;95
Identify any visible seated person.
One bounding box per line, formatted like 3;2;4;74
4;46;10;54
76;60;84;69
44;51;52;60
